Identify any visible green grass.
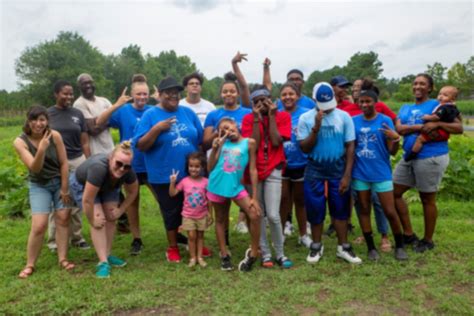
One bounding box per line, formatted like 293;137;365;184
0;127;473;315
1;195;473;315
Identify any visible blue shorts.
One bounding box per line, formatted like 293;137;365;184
29;177;66;214
304;178;350;225
352;179;393;193
69;173;120;209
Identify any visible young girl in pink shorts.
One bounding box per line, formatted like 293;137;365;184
207;118;261;272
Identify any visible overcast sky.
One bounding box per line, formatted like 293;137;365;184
0;0;472;91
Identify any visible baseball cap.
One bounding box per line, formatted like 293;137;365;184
312;82;337;111
330;75;352;87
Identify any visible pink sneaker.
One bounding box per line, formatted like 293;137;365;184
202;246;212;258
166;246;181;263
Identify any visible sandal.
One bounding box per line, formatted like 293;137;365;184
18;266;35;279
197;257;207;268
380;237;392;253
261;257;274;268
59;260;75;271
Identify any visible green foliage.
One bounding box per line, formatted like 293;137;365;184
426;62;447;88
392;83;413;102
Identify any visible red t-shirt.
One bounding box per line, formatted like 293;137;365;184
241;111;291;181
338;100;397;120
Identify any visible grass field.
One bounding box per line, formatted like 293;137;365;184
0;126;473;315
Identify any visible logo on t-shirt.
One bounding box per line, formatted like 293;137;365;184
222;148;242;173
71;116;80;124
357;127;377;159
188;186;205;208
170;122;190;147
407;109;423;125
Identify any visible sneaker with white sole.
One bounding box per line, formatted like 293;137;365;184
298;234;313;248
235;221;249;234
306;243;324;263
283;221;293;236
336;244;362;264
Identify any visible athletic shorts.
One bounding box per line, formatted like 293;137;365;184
207;190;248;204
281;167;305;182
136;172;149;186
352;179;393;193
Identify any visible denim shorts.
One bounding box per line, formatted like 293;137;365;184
69;173;120;209
29;177;66;214
352;179;393;193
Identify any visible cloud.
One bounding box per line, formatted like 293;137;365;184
368;40;389;50
398;27;471;50
306;19;352;39
172;0;219;13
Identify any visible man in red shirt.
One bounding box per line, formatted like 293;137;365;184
241;86;293;270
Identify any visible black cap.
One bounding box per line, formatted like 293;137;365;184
330;75;352;87
158;76;184;92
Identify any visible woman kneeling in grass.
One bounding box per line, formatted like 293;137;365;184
14;105;74;278
70;141;138;278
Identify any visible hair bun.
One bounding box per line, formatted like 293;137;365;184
120;140;132;150
132;74;147;83
224;72;237;82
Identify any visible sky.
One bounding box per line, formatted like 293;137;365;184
0;0;473;91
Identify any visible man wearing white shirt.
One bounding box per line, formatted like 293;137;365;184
180;72;215;127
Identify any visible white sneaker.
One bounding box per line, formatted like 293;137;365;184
283;221;293;236
235;221;249;234
298;234;313;248
306;243;324;263
336;245;362;264
306;222;312;235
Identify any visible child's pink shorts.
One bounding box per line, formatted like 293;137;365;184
206;190;249;204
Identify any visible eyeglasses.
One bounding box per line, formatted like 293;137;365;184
188;82;201;86
115;160;132;171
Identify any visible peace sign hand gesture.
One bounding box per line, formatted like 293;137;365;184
212;129;229;149
379;123;400;141
38;129;52;152
232;51;248;64
169;169;180;183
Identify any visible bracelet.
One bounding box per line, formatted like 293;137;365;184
391;136;401;142
60;191;70;195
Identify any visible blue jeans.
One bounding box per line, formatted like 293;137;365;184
353;189;389;235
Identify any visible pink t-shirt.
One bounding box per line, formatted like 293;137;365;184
176;176;209;219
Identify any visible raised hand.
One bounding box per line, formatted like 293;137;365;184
263;57;271;67
169;168;180;183
212;129;229;149
379;123;400;140
232;51;248;64
314;109;324;127
38;129;52;152
155;116;176;131
115;87;132;107
264;98;277;116
253;100;264;120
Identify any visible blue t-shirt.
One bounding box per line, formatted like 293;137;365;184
352;114;394;182
203;106;251;131
297;108;355;179
133;106;203;184
398;99;448;159
277;94;316;111
208;138;249;198
283;106;309;169
109;103;152;173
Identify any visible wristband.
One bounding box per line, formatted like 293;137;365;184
392;136;401;143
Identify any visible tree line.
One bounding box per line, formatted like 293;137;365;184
1;31;473;112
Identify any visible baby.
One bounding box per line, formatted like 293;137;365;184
405;86;460;161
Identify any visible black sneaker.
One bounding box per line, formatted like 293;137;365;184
221;255;233;271
238;256;257;272
177;232;188;246
130;238;143;256
324;224;335;237
413;239;435;253
403;234;420;246
74;241;91;250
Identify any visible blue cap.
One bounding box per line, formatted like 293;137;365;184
312;82;337;111
330;75;352;87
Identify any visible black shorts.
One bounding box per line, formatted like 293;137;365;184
150;183;183;231
281;167;305;182
136;172;149;186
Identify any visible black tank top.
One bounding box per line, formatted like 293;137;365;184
19;133;61;184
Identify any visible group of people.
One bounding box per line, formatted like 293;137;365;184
15;53;463;279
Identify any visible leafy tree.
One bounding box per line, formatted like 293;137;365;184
447;62;471;97
426;62;447;89
344;51;383;81
393;83;413;102
201;76;223;105
15;31;109;106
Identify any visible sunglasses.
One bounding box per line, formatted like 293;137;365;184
115;160;132;171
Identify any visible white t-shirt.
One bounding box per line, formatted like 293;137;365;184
179;98;216;127
73;95;114;155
